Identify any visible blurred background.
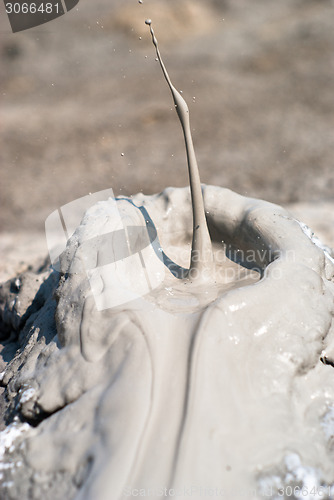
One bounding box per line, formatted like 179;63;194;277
0;0;333;239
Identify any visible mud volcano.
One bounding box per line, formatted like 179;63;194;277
0;21;334;500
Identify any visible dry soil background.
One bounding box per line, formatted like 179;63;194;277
1;0;334;234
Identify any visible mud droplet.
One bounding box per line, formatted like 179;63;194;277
145;19;152;26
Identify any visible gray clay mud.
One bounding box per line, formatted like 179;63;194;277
0;186;334;500
1;8;334;500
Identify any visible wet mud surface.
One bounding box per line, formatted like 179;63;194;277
1;1;334;499
0;187;333;500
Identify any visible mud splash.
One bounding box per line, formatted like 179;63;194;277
0;17;334;500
